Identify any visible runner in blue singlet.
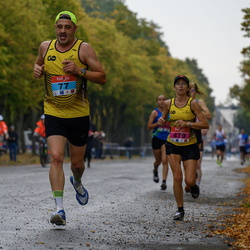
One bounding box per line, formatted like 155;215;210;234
147;95;170;190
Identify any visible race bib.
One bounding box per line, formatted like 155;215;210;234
158;126;170;132
170;127;190;143
51;75;76;96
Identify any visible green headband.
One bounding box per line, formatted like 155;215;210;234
55;11;77;25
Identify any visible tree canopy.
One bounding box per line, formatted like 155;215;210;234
229;7;250;133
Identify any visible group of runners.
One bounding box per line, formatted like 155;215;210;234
213;124;250;167
147;76;250;220
33;10;233;224
147;76;210;220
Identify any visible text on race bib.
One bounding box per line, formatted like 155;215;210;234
51;75;76;96
170;127;190;143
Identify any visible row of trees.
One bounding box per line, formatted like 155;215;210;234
0;0;214;151
230;7;250;133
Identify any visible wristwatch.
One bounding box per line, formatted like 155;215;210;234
80;68;87;76
188;122;192;127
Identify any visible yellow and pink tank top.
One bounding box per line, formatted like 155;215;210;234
43;39;89;118
167;97;197;146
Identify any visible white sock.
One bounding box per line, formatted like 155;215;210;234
55;197;63;211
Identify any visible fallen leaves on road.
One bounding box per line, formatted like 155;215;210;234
213;165;250;249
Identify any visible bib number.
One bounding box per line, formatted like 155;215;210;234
158;122;170;132
170;127;190;143
51;75;76;96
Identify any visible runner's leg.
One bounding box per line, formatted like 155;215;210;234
168;154;183;207
47;135;67;191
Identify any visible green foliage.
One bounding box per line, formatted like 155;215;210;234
241;8;250;38
81;0;123;17
230;84;242;101
234;108;250;134
0;0;48;121
82;0;169;53
230;7;250;127
244;202;250;208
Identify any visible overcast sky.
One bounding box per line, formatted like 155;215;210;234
125;0;249;105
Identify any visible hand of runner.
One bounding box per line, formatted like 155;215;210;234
158;117;165;125
174;120;187;127
34;64;45;78
62;60;80;75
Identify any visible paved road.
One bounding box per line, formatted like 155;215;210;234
0;155;246;250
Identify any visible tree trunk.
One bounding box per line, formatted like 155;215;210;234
16;113;25;154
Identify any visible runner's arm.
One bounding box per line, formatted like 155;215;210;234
34;41;50;78
147;110;158;130
198;99;211;119
63;42;106;84
191;101;209;129
158;99;170;125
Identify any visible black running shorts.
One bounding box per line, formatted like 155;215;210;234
165;141;200;161
216;145;225;152
152;136;166;150
45;114;90;146
239;146;247;154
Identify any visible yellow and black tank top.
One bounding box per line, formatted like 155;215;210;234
43;39;89;118
167;97;197;146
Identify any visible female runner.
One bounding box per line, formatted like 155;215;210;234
159;75;209;220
